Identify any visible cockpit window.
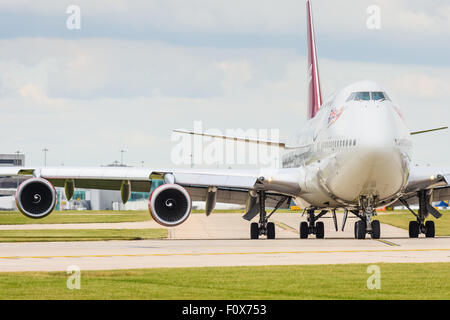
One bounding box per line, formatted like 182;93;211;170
355;92;370;101
372;92;389;101
346;91;391;102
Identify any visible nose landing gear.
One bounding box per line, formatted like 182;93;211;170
299;209;327;239
354;217;380;239
353;196;381;239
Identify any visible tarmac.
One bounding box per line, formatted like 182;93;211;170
0;212;449;272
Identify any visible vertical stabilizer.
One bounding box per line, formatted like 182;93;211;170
306;0;322;119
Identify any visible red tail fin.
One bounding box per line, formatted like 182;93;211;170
306;0;322;119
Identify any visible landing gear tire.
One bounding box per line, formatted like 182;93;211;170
300;222;308;239
267;222;276;239
409;221;420;238
371;220;381;239
355;221;366;239
250;222;259;240
425;221;435;238
315;221;324;239
403;191;441;239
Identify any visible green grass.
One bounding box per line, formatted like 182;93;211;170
0;263;449;300
376;211;450;236
0;228;167;242
0;210;151;225
0;209;301;224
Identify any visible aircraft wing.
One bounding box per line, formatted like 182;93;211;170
0;166;302;208
392;166;450;206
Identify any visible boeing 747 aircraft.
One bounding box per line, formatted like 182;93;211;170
1;1;449;240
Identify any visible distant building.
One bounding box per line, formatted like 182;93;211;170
112;180;164;211
0;154;27;192
0;153;25;167
0;154;26;209
57;189;122;211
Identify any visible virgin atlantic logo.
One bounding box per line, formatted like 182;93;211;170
328;106;344;127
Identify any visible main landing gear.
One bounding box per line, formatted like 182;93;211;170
353;196;380;239
299;209;327;239
250;192;288;240
400;191;441;238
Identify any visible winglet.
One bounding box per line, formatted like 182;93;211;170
306;0;322;119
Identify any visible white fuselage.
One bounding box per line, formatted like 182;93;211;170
282;80;412;209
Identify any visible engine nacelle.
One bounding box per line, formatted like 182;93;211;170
15;178;57;219
148;184;191;227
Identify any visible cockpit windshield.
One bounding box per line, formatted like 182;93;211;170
371;92;389;101
346;91;390;102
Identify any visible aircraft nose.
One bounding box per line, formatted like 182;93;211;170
327;104;410;202
353;104;399;149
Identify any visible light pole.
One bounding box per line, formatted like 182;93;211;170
119;150;126;166
42;148;49;167
15;151;20;166
15;151;20;188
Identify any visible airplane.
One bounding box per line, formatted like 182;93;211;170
1;0;449;240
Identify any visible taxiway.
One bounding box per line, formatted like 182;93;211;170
0;213;449;272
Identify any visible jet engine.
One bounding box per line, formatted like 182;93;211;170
148;184;192;226
15;178;57;219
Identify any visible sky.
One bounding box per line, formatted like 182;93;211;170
0;0;449;168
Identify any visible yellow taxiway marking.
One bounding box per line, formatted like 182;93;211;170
0;248;449;260
273;220;299;234
376;239;401;247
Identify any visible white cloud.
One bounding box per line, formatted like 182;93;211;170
1;0;449;37
217;60;252;93
0;36;448;166
392;73;450;98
